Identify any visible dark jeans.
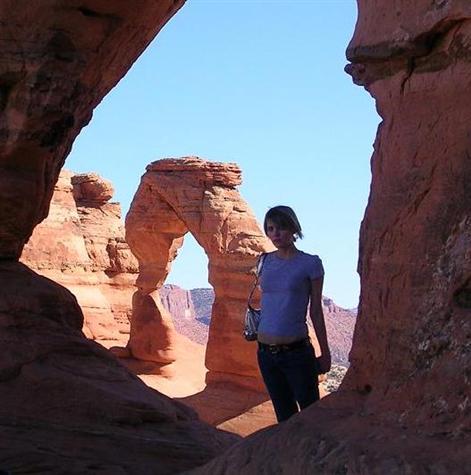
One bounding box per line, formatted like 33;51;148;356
257;342;319;422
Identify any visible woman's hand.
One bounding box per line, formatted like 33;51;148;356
316;351;331;374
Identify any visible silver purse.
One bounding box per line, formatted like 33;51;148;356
243;253;266;341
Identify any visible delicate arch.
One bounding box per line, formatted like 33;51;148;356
126;156;271;389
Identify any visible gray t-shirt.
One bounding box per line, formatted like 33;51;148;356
258;250;324;339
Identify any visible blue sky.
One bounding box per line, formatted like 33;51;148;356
66;0;380;308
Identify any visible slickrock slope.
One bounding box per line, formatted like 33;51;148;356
0;262;237;474
187;2;471;473
21;170;138;341
0;3;240;473
126;157;274;390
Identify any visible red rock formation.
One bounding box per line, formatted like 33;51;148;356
0;261;237;473
186;3;471;473
0;0;186;260
344;0;471;437
1;3;240;472
22;170;138;341
3;0;470;471
126;157;273;389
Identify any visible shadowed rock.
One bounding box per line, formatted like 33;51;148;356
0;2;241;473
0;261;238;474
0;0;186;259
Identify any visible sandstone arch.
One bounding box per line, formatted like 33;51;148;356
126;157;272;390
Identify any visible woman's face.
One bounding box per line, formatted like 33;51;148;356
265;219;295;249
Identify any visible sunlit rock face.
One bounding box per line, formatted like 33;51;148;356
21;170;138;340
1;2;241;473
0;0;185;260
345;0;471;436
126;157;273;390
186;2;471;473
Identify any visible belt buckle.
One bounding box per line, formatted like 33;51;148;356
268;344;281;354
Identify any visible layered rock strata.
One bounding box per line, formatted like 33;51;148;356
21;170;138;341
126;157;273;390
0;2;240;473
187;2;471;473
161;285;210;345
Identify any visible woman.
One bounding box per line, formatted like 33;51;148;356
257;205;331;422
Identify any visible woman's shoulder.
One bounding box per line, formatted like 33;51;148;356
298;251;324;275
298;250;322;262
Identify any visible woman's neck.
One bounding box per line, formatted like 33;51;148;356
275;244;298;260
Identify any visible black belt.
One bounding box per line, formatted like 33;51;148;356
258;338;310;354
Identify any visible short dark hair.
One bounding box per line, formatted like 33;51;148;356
263;205;303;240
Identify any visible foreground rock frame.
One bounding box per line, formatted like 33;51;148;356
1;0;470;473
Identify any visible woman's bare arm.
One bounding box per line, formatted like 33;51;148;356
309;276;331;374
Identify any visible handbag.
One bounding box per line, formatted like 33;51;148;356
243;253;267;341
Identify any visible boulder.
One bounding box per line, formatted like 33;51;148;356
0;261;238;474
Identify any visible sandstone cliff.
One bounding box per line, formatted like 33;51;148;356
21;170;138;341
162;285;211;345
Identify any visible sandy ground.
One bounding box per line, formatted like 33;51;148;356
100;336;277;436
100;336;330;437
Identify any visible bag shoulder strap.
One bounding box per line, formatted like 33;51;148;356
247;253;267;307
